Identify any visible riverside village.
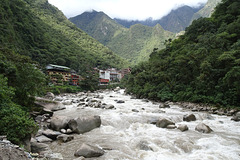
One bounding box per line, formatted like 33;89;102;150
46;64;131;86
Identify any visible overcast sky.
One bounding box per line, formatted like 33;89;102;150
48;0;208;20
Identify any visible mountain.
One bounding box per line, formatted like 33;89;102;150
124;0;240;107
69;10;126;46
0;0;127;72
114;0;221;33
191;0;222;22
107;23;174;63
70;11;175;64
114;5;204;33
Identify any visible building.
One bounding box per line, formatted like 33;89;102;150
46;64;81;85
109;68;119;81
99;69;110;85
71;74;81;85
98;68;123;85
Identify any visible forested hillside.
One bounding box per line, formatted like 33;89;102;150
124;0;240;107
0;0;127;71
0;0;127;146
70;11;175;64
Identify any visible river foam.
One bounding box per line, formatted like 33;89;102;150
50;89;240;160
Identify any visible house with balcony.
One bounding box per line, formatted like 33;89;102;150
46;64;81;85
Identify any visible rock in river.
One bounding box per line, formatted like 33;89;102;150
195;123;213;133
183;114;196;122
68;116;101;134
74;143;104;158
156;118;175;128
50;116;70;131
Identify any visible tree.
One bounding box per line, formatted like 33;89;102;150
0;74;38;145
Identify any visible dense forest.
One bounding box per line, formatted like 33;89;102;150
0;0;127;145
124;0;240;107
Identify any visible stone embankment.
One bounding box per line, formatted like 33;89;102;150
174;101;240;121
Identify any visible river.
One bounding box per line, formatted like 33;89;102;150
49;89;240;160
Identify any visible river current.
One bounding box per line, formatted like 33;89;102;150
49;89;240;160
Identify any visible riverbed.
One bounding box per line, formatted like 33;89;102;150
49;89;240;160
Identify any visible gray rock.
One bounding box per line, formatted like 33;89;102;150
137;141;153;151
30;141;50;154
66;129;73;134
45;153;63;160
46;92;55;99
195;123;213;133
117;100;125;103
57;134;74;143
36;135;53;143
54;97;63;101
50;116;70;131
166;125;177;129
156;118;175;128
51;103;66;111
231;111;240;122
60;129;66;134
132;109;139;112
177;124;189;132
35;115;44;122
42;108;53;116
62;100;72;105
0;140;30;160
42;129;62;140
74;143;104;158
159;103;170;108
68;116;101;134
105;104;115;109
35;97;66;112
73;157;85;160
183;114;196;122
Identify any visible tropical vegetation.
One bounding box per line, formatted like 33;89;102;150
124;0;240;107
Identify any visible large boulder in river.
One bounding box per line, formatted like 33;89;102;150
156;118;175;128
183;114;196;122
35;97;66;112
74;143;104;158
68;116;101;134
50;116;70;131
195;123;213;133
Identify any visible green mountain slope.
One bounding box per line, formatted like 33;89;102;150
107;24;175;63
70;11;175;64
0;0;127;72
124;0;240;107
69;11;127;45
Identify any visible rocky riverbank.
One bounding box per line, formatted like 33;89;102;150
2;88;239;160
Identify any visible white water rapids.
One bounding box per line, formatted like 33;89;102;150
50;89;240;160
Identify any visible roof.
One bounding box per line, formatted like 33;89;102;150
46;64;70;71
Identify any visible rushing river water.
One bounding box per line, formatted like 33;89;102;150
49;89;240;160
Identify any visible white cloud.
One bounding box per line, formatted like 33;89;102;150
48;0;208;20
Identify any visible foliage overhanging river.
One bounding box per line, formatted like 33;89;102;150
49;89;240;160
